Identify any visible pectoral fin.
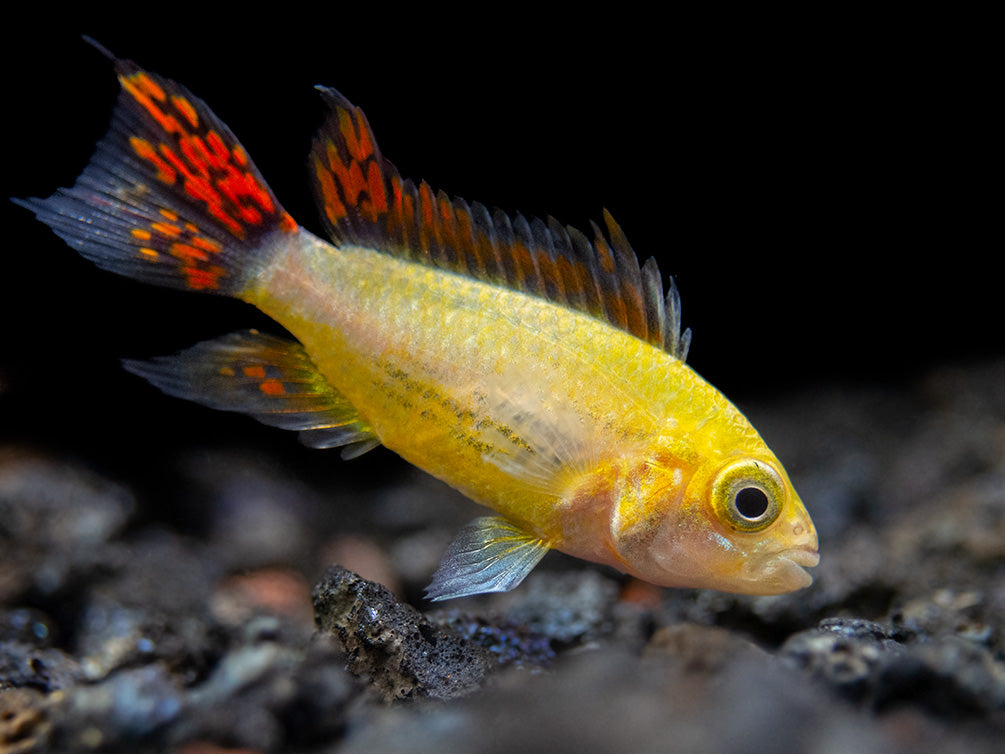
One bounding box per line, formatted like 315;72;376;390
425;517;550;601
477;382;599;497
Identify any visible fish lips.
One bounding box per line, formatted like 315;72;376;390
744;546;820;593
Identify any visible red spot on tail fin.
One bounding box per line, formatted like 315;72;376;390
113;59;299;265
16;53;301;297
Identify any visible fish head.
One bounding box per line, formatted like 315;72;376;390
611;451;818;595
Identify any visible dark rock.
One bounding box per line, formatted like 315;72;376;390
210;568;316;639
644;622;767;673
426;612;554;669
0;642;81;693
312;566;497;701
782;617;1005;717
72;530;222;682
0;609;56;649
46;631;355;753
818;616;897;642
872;636;1005;716
485;569;621;645
890;589;995;644
53;664;184;752
782;618;906;700
178;449;325;572
167;639;355;752
337;646;884;754
0;452;134;601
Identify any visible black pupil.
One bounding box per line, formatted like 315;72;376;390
735;487;769;519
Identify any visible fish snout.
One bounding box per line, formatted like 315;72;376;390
742;531;820;594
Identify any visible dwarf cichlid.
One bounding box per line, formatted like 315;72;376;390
15;42;818;600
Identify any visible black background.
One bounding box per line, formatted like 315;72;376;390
2;12;998;483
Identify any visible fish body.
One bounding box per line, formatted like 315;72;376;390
15;44;818;600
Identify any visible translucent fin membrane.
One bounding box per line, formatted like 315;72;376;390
425;516;550;601
123;330;379;456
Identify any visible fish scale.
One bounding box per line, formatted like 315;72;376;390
14;40;818;601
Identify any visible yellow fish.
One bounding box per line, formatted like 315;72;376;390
15;43;818;600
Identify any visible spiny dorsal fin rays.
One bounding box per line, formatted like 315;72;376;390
641;257;667;348
665;276;692;361
309;85;690;361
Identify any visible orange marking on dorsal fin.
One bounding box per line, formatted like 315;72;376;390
305;86;686;355
336;109;361;160
367;161;387;216
313;153;344;225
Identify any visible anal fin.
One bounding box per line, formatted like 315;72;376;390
124;329;379;457
425;516;550;601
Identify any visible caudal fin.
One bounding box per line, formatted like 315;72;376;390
14;42;299;295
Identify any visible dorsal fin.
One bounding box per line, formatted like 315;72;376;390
309;87;691;361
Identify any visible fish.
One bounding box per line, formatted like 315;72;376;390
14;41;818;601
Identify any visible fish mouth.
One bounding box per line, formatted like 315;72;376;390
778;546;820;569
744;546;820;594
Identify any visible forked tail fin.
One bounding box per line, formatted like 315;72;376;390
14;40;299;295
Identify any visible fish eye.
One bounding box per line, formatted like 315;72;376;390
711;459;783;532
734;486;770;519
